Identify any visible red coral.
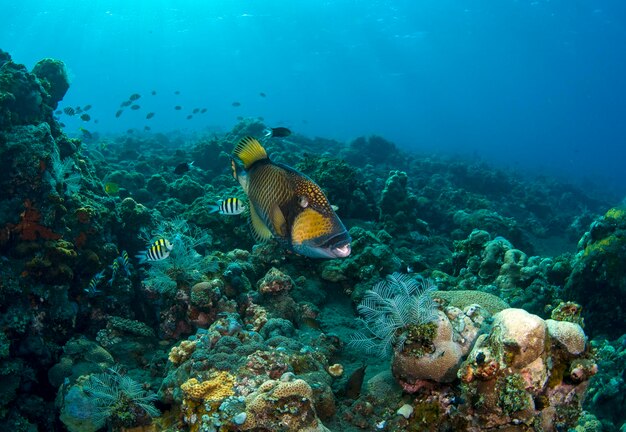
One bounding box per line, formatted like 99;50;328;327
75;208;91;224
398;378;436;394
74;231;87;249
8;199;61;241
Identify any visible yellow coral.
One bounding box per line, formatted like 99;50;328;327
168;340;197;365
181;371;235;402
605;207;626;221
583;236;615;257
257;379;277;393
243;378;313;411
327;363;344;377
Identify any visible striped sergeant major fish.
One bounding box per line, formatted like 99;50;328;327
119;250;131;276
85;270;105;296
208;197;247;215
136;238;174;263
108;259;119;285
109;250;132;285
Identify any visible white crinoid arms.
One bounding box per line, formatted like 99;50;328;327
348;272;439;358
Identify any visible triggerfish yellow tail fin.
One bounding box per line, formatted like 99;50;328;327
233;136;268;169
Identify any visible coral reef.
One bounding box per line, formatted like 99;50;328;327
0;48;623;432
583;335;626;431
348;272;439;358
0;60;47;128
392;304;486;386
449;229;568;316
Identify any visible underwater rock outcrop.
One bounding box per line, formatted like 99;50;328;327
450;229;569;316
31;58;70;108
565;207;626;338
346;303;595;431
391;306;483;385
0;51;150;430
0;60;47;128
456;308;594;431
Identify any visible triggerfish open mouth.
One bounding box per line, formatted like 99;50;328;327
294;230;352;259
332;242;352;258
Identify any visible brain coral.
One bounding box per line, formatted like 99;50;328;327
545;319;586;355
393;340;463;383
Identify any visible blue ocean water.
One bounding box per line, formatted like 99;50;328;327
2;0;626;195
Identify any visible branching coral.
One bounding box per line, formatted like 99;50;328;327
348;272;438;358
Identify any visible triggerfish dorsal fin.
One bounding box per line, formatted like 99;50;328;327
233;136;268;169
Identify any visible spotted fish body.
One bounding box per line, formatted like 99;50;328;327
231;137;351;259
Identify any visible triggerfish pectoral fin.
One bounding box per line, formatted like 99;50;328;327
270;204;288;238
230;158;249;192
249;203;274;242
